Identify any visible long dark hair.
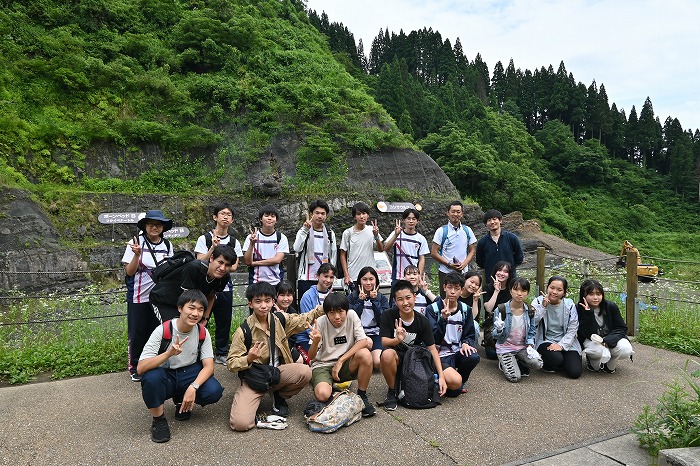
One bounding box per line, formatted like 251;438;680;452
578;279;607;314
356;266;379;289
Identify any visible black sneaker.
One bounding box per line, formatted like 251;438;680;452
359;394;376;417
585;356;600;372
130;372;142;382
520;366;531;377
272;391;289;417
601;363;616;374
383;390;397;411
174;403;190;421
151;417;170;443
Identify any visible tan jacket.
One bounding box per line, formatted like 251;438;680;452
226;305;324;373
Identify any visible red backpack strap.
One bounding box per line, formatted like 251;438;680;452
198;323;206;342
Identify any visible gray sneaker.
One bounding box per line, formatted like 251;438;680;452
214;355;227;365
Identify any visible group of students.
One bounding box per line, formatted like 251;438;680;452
122;201;633;444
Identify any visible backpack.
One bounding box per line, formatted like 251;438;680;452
438;224;471;256
157;319;206;359
151;250;196;284
247;230;285;282
396;346;440;409
306;390;364;433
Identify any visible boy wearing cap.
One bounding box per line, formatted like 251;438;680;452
122;209;174;382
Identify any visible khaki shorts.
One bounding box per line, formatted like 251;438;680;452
311;360;355;387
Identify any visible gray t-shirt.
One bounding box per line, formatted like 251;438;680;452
311;310;367;369
340;226;382;283
140;318;214;369
543;302;566;343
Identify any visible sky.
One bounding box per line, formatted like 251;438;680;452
305;0;700;133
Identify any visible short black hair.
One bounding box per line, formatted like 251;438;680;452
308;200;330;215
443;271;465;288
211;245;237;264
510;277;530;292
213;202;234;218
323;292;349;314
392;279;414;296
351;202;371;217
177;289;208;310
402;208;420;220
275;280;295;296
447;201;464;211
356;266;379;286
246;282;276;301
482;209;502;224
258;205;280;221
317;263;337;276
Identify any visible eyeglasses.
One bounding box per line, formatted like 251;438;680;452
218;212;233;218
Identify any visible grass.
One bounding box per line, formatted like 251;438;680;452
0;284;249;384
517;258;700;357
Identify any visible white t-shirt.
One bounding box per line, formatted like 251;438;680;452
121;237;173;304
360;300;380;335
340;226;382;283
432;224;476;274
385;230;429;280
438;307;465;357
414;292;428;316
140;318;214;369
194;232;243;292
243;230;289;285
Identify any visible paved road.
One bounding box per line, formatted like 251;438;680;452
1;342;697;466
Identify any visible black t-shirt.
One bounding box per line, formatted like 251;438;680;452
380;306;435;350
181;260;228;296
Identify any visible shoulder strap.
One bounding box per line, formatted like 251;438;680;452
158;320;173;355
276;230;281;244
497;303;506;320
525;303;535;319
205;232;212;249
462;225;471;243
439;225;448;255
242;320;252;352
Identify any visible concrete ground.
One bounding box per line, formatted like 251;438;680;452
1;342;698;466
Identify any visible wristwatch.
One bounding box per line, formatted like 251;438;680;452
190;382;200;391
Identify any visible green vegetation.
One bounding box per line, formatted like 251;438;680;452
0;0;409;195
0;285;248;384
634;361;700;457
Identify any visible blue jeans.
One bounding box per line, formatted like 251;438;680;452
141;362;224;409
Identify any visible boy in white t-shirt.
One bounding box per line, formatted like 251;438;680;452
430;201;476;298
194;202;243;365
383;208;429;283
243;205;289;285
402;265;436;316
425;272;480;396
308;292;376;417
339;202;383;287
294;199;337;304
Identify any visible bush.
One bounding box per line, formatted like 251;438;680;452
633;362;700;457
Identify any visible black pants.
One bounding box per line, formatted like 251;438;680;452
211;290;232;357
127;301;160;374
537;343;582;379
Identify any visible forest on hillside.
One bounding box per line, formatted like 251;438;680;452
0;0;698;268
308;9;700;263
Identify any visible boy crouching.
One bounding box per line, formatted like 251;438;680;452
308;292;376;417
227;282;324;431
138;290;224;443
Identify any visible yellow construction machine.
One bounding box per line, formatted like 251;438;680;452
616;240;659;282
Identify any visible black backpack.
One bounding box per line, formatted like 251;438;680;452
240;312;287;350
149;251;197;306
151;250;196;283
396;346;440;409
